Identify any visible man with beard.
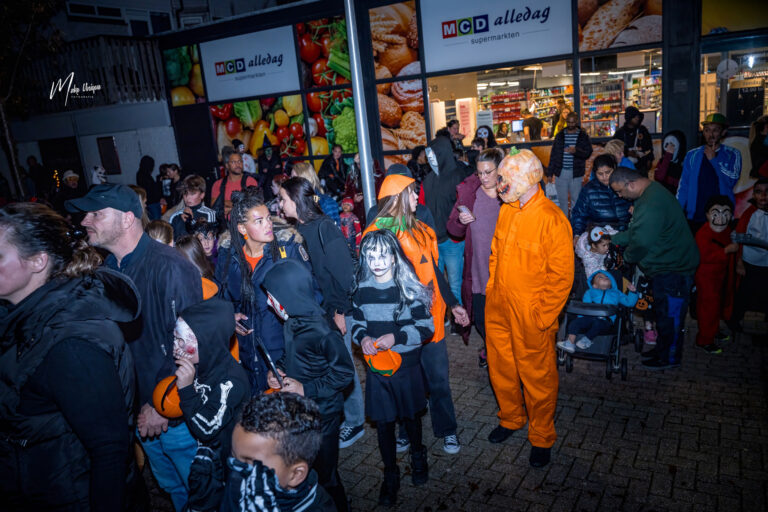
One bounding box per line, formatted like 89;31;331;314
66;184;203;511
484;148;573;468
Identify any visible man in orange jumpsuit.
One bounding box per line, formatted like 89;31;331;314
485;148;574;467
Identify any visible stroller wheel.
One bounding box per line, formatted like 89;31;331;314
605;360;613;380
557;350;565;366
620;358;628;381
565;355;573;373
634;329;643;353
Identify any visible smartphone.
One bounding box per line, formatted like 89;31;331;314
457;205;471;215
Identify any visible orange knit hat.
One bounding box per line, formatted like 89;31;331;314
377;174;415;200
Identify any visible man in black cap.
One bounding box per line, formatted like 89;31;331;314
66;184;203;511
612;106;654;175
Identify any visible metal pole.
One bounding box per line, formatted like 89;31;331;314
343;0;375;213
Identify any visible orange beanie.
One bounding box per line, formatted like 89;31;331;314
377;174;415;200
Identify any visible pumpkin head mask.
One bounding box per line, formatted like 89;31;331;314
496;148;543;203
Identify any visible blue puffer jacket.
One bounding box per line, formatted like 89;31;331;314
217;234;315;394
582;270;640;322
570;175;632;236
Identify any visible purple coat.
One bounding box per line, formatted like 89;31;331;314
446;174;483;343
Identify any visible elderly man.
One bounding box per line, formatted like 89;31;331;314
485;148;574;468
67;184;203;511
610;167;699;370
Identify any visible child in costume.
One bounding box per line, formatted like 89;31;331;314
263;259;354;512
575;225;618;278
557;271;639;353
349;230;434;506
339;196;362;257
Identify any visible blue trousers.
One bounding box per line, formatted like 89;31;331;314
651;273;693;365
138;423;197;512
567;316;613;339
438;239;465;305
342;314;365;428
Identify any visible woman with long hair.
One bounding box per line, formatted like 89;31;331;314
290;161;341;226
175;234;218;299
219;187;311;394
362;174;469;455
474;125;497;148
0;203;139;510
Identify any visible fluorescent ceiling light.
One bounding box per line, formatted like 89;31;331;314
608;68;646;75
489;82;506;86
476;83;488;89
748;55;755;68
523;65;543;71
581;72;600;76
507;81;519;86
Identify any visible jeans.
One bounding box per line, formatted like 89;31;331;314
138;422;197;512
315;411;348;512
421;338;458;437
438;239;465;305
649;272;693;365
342;315;365;428
554;168;582;218
567;316;613;339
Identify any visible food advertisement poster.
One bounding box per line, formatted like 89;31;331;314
163;45;206;107
199;26;299;103
371;2;426;162
578;0;662;51
210;95;306;161
297;16;357;167
420;0;572;73
702;0;768;35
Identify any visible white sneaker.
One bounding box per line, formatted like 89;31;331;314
443;435;460;454
576;336;593;350
557;340;576;353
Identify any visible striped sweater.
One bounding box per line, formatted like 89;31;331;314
350;277;433;354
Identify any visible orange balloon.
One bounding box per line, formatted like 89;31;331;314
153;376;183;418
365;349;402;377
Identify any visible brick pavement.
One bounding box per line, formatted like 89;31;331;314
145;316;768;511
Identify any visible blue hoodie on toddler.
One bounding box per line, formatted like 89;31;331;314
582;270;640;322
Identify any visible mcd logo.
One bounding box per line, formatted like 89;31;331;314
215;58;246;76
442;15;489;38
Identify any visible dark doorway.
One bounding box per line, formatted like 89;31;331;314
38;136;85;187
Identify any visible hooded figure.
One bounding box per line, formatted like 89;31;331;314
612;106;654;174
176;298;250;461
422;135;473;244
262;258;353;512
654;130;687;194
257;136;283;201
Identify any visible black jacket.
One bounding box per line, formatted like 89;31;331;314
137;169;161;204
423;136;474;243
0;270;138;511
318;156;346;199
613;107;654;174
569;175;633;235
547;128;593;178
106;233;203;407
263;259;354;417
257;154;283;201
297;216;355;317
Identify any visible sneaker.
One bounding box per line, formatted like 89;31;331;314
488;425;515;444
529;446;551;468
478;348;488;368
698;343;722;354
338;424;365;448
557;340;576;353
715;331;731;343
575;336;592;350
395;435;410;453
443;435;461;454
644;329;658;344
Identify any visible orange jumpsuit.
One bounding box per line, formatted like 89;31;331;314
485;187;573;448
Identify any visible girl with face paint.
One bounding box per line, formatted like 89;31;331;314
694;195;737;353
474;125;497;148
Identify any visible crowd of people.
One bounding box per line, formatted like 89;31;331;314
1;109;767;512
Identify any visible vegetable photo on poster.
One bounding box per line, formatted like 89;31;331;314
578;0;662;51
163;45;206;106
210;95;307;161
370;1;425;164
296;16;351;88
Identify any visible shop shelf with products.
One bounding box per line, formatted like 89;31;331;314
488;90;527;124
531;85;574;120
626;76;662;110
581;79;624;137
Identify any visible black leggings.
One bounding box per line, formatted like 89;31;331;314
377;417;423;471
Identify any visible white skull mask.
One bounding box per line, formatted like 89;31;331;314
425;147;439;174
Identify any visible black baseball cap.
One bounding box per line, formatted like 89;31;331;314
65;184;143;218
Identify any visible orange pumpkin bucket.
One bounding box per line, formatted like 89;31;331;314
364;343;402;377
152;376;183;418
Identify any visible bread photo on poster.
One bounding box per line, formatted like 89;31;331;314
578;0;662;51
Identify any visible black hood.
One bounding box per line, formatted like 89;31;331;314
663;130;687;164
179;298;235;378
427;136;458;176
262;259;324;318
0;268;140;351
624;106;643;124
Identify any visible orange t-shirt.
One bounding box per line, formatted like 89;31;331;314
243;247;263;271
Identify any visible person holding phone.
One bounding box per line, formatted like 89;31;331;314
446;148;504;367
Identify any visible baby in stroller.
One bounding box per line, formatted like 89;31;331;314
558;270;640;353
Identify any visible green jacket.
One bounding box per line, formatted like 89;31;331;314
612;182;699;277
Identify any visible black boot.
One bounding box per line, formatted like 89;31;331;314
410;446;429;486
378;467;400;507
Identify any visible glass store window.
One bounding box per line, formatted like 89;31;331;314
701;47;768;128
580;50;662;138
426;60;574;145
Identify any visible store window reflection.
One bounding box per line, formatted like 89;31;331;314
701;47;768;128
426;60;573;145
579;50;662;138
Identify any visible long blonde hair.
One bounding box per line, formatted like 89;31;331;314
291;161;324;193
